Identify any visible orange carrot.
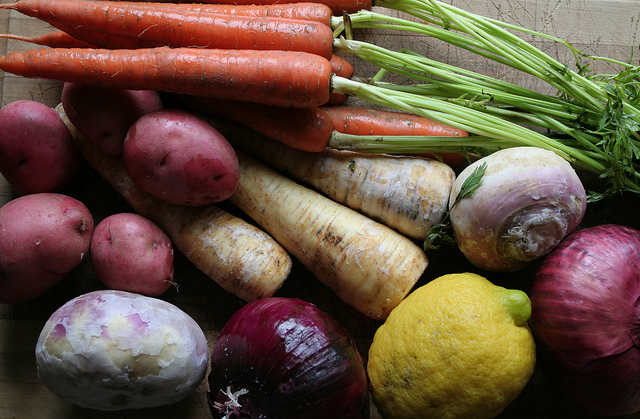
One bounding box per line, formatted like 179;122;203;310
330;54;354;79
0;0;334;58
320;105;468;165
139;0;372;15
0;32;95;48
0;29;162;49
180;95;335;152
0;47;333;108
328;54;354;105
55;104;293;302
166;2;334;26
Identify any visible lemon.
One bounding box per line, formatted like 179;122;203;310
367;272;536;419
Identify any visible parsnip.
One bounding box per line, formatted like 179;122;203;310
229;150;429;320
55;104;292;301
207;115;455;241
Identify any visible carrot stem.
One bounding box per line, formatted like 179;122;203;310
329;2;640;196
332;75;640;194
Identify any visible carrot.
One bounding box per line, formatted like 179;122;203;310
180;95;335;152
330;54;354;79
0;0;334;58
163;2;334;26
228;149;429;320
0;32;95;48
328;54;354;105
178;96;469;157
54;104;293;302
0;29;162;49
137;0;372;15
0;47;333;108
320;105;468;166
207;114;456;241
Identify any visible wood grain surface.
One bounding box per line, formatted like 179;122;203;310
1;1;640;418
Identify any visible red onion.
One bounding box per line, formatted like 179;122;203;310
528;224;640;416
206;297;370;419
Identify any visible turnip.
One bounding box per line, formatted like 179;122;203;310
449;147;587;271
35;290;209;411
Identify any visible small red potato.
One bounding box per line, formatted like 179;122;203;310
123;109;240;206
61;83;163;155
90;213;175;296
0;193;94;304
0;100;78;195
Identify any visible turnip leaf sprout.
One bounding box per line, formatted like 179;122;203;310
423;162;486;251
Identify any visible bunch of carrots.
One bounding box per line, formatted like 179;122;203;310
0;0;470;161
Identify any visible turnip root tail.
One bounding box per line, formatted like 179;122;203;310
229;150;429;320
54;104;292;301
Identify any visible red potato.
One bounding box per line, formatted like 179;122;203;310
90;213;175;296
123;109;240;206
61;83;163;155
0;193;94;304
0;100;78;195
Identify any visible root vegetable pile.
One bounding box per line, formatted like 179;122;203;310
0;0;639;416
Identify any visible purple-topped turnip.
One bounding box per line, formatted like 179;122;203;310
449;146;587;271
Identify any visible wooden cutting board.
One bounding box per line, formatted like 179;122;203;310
1;1;639;418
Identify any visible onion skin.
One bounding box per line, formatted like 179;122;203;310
206;297;370;419
528;224;640;416
449;147;586;272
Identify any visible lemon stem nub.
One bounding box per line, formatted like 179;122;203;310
500;289;532;326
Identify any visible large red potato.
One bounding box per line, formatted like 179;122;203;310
61;83;163;155
123;109;240;206
90;213;175;296
0;193;94;304
0;100;78;195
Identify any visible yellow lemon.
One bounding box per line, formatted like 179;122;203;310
368;272;536;419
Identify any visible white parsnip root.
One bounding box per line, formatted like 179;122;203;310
212;116;455;241
55;104;292;301
229;150;429;320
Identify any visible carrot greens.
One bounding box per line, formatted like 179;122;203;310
328;0;640;197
